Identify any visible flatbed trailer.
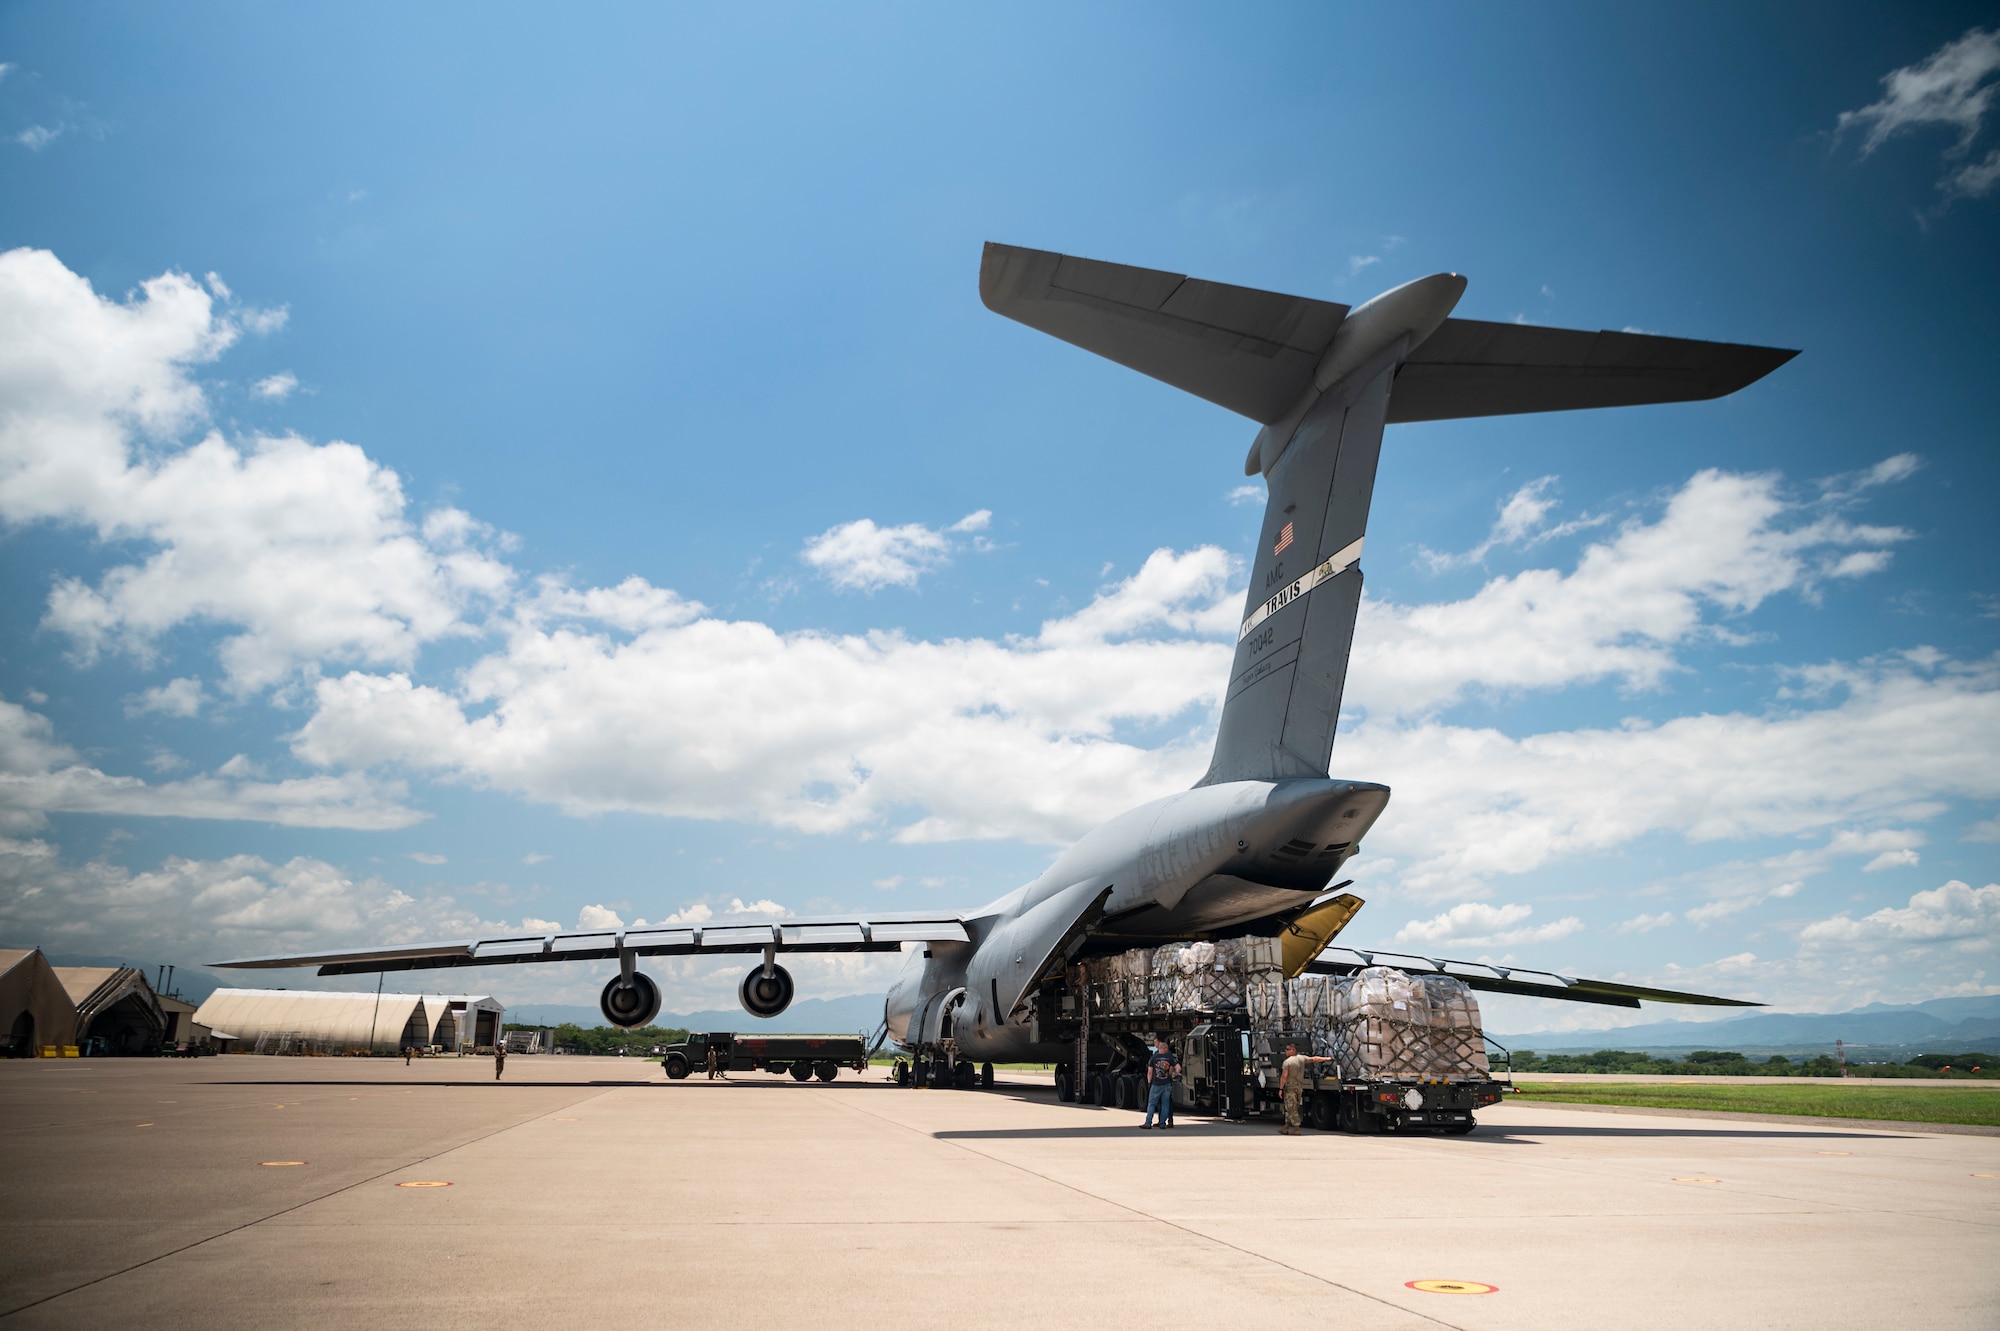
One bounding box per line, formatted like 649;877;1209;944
660;1031;867;1082
1038;1002;1508;1134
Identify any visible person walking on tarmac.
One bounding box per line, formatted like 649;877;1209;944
705;1043;718;1080
1278;1042;1331;1135
494;1041;507;1081
1140;1035;1180;1130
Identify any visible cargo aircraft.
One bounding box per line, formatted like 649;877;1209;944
220;243;1792;1070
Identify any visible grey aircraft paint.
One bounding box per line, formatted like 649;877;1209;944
216;243;1795;1057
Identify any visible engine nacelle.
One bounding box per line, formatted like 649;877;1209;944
599;971;661;1028
739;962;795;1018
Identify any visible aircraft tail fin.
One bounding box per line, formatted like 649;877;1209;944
981;242;1796;787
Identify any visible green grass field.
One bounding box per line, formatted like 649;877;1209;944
1512;1081;2000;1127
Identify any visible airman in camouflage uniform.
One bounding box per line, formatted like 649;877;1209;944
1278;1041;1331;1135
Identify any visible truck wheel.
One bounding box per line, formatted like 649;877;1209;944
815;1061;839;1082
789;1062;814;1082
1308;1093;1335;1132
664;1054;690;1081
1111;1075;1130;1110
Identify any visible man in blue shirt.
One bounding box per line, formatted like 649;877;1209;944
1140;1035;1180;1129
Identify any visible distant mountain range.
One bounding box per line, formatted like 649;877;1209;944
1492;992;2000;1055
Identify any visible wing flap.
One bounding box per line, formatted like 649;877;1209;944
1387;319;1797;423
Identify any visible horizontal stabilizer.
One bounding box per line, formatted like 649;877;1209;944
980;242;1346;424
1305;947;1762;1010
982;242;1796;427
1387;319;1799;423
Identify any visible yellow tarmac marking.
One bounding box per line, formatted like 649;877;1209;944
1816;1151;1852;1156
395;1180;452;1188
259;1161;307;1167
135;1123;154;1128
1974;1173;1998;1178
1406;1280;1497;1295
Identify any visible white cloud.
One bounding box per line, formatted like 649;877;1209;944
1862;848;1921;872
0;837;454;963
252;371;297;400
577;903;624;930
124;676;206;718
1343;654;2000;898
726;897;787;917
13;124;61;151
1346;255;1380;279
1394;901;1582;947
1418;475;1608;571
407;852;447;865
1836;27;2000;200
1614;911;1676;934
292;547;1237;845
0;249;514;692
522;852;551;865
801;509;992;592
1225;484;1263;507
0;696;421;833
1354;467;1912;720
1965;816;2000;843
0;63;15;82
1800;880;2000;951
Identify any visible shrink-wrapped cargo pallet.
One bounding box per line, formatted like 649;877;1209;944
1326;966;1489;1078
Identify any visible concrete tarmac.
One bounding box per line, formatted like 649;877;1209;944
3;1055;1996;1330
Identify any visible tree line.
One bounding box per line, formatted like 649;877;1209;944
1506;1048;1998;1078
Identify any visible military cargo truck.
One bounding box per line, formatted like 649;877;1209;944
1036;944;1509;1133
660;1031;868;1082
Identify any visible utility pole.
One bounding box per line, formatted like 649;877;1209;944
367;971;385;1053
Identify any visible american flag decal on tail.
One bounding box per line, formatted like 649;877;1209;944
1273;521;1294;556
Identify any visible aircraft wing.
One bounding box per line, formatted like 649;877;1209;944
980;241;1795;427
212;913;971;978
1304;946;1761;1010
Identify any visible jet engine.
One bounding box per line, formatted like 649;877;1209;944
739;962;795;1018
599;971;661;1028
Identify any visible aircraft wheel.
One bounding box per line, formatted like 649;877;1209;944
789;1062;814;1082
815;1061;839;1082
980;1061;995;1088
663;1054;690;1081
953;1061;977;1089
893;1059;910;1086
1055;1067;1074;1102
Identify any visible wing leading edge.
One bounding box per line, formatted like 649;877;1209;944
1305;946;1762;1010
213;913;970;977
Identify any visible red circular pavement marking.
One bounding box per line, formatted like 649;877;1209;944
1406;1280;1498;1295
396;1180;452;1188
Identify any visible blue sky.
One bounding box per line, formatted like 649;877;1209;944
1;4;1996;1027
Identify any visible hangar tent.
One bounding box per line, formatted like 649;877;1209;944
0;949;81;1056
194;988;437;1055
54;966;167;1055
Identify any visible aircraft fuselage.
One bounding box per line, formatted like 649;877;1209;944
884;776;1388;1061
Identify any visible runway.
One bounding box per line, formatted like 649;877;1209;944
3;1055;1995;1329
